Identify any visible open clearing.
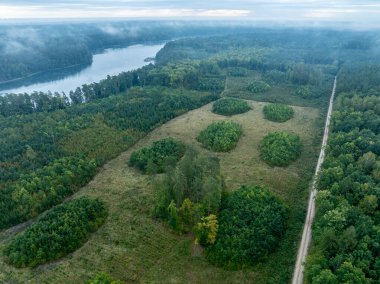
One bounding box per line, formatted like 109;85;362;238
0;100;320;284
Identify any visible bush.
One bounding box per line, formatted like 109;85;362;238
260;132;302;167
247;81;271;93
206;185;288;269
4;197;107;268
128;137;186;174
212;98;251;116
197;121;243;152
263;103;294;122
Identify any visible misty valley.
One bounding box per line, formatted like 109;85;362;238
0;20;379;284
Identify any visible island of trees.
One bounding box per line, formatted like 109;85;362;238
212;97;251;116
260;132;302;167
263;103;294;122
197;121;243;152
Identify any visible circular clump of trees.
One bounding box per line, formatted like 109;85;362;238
247;81;271;93
212;97;251;116
263;103;294;122
206;185;288;269
260;131;302;167
197;121;243;152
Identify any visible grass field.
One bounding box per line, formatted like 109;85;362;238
0;98;322;284
224;73;330;109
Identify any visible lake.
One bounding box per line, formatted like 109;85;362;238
0;43;165;95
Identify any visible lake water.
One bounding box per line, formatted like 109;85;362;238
0;43;165;95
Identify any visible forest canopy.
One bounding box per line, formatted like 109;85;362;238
153;149;224;234
128;137;186;174
197;121;243;152
4;197;107;268
212;97;251;116
263;103;294;122
206;185;288;269
247;81;271;93
306;63;380;284
260;131;302;167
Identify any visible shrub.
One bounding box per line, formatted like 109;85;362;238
247;81;271;93
4;197;107;268
212;98;251;116
260;131;302;167
263;103;294;122
197;121;243;152
128;137;186;173
206;185;288;269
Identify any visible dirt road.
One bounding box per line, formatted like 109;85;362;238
292;76;337;284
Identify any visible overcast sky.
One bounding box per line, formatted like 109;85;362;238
0;0;380;25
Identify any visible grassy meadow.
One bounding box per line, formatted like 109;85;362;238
0;95;322;283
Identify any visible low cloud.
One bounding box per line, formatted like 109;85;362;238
0;1;379;27
304;8;357;19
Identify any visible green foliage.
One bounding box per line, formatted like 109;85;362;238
128;138;186;174
195;214;218;246
306;66;380;283
86;272;123;284
212;98;251;116
0;86;216;230
226;67;248;77
247;81;271;93
197;121;243;152
263;103;294;122
0;157;98;229
287;63;323;85
206;185;288;269
4;197;107;268
260;132;302;167
295;85;313;98
153;150;223;233
263;70;287;84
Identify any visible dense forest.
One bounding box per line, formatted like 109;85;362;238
4;197;107;267
306;63;380;283
0;24;380;283
206;185;288;269
0;22;280;85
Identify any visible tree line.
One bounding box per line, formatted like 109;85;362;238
306;64;380;283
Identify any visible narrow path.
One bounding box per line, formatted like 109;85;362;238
292;76;337;284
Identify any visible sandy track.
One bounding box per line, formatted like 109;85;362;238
292;77;337;284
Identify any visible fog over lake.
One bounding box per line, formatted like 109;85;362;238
1;43;164;95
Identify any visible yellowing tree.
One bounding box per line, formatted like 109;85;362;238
195;214;218;246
